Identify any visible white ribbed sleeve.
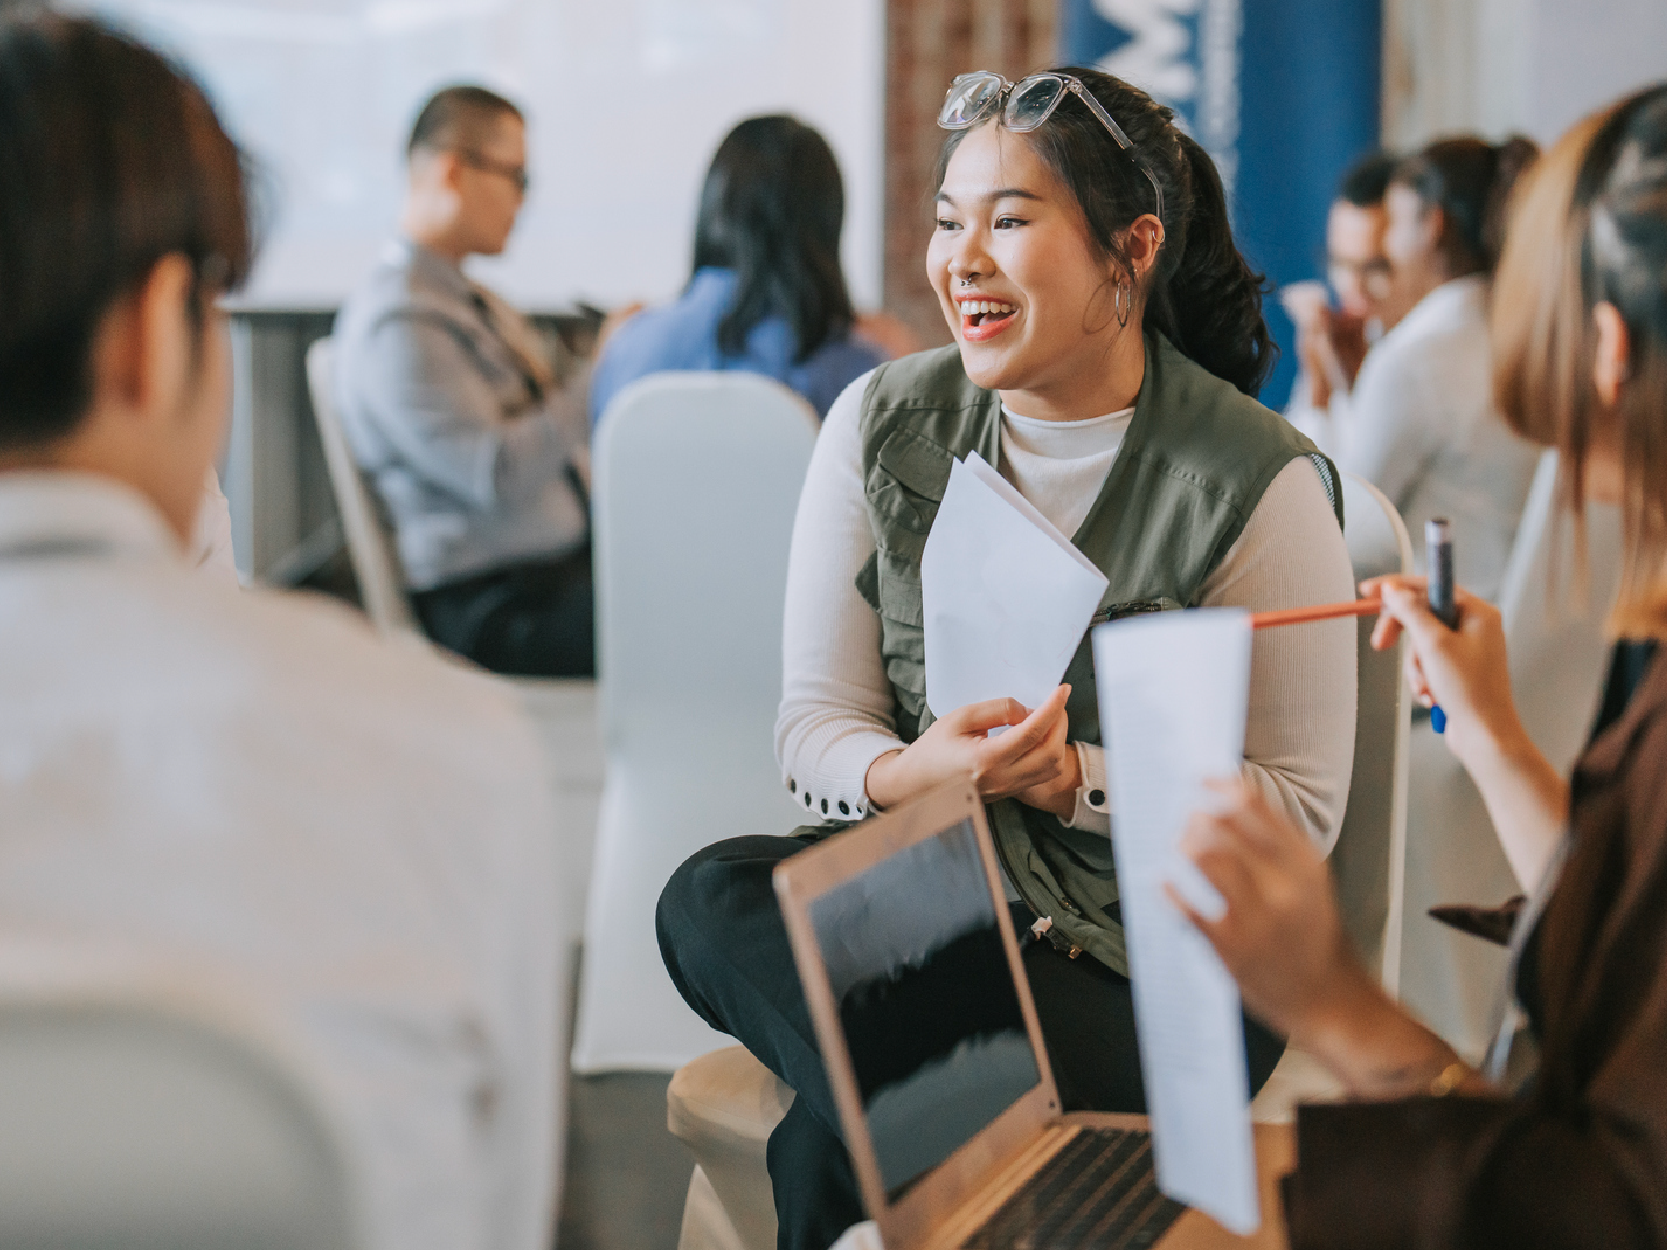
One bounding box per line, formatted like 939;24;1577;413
775;373;1358;846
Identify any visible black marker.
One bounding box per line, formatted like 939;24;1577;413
1426;518;1457;733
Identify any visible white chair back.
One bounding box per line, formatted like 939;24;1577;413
1328;473;1416;992
0;979;361;1250
304;339;421;637
1248;472;1415;1125
571;372;817;1072
1398;449;1623;1058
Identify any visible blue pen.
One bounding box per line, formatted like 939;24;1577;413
1426;518;1458;733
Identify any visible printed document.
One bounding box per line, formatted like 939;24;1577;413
922;452;1108;719
1091;608;1260;1235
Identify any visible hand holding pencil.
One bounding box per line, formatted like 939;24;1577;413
1251;520;1460;636
1249;595;1384;631
1358;574;1523;773
1252;551;1522;778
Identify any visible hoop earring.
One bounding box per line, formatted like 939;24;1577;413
1115;280;1131;329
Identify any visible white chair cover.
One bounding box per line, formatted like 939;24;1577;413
571;372;817;1072
0;964;362;1250
304;339;421;638
1398;449;1624;1059
1248;471;1413;1123
1328;473;1416;992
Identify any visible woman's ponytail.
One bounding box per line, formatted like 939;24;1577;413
1394;133;1541;276
1145;132;1275;396
1482;135;1541;269
992;68;1275;397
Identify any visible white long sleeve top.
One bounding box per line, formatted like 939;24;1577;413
776;373;1359;849
1337;276;1541;601
0;473;561;1250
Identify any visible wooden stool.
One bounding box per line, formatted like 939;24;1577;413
667;1046;794;1250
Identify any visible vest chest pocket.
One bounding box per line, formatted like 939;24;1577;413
864;426;955;538
873;551;925;629
1095;596;1185;625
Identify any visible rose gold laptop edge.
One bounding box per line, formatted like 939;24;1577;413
772;779;1169;1250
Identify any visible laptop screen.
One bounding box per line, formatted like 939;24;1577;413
806;816;1042;1199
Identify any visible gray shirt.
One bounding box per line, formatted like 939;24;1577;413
333;239;589;590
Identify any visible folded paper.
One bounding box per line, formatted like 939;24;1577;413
922;452;1108;720
1092;608;1259;1234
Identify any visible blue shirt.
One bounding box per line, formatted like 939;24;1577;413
589;267;882;426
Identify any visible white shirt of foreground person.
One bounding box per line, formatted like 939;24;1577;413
1337;275;1540;600
0;472;559;1250
191;465;237;582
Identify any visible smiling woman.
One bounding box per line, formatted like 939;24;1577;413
927;69;1274;416
655;66;1360;1250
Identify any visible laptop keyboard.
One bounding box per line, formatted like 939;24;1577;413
962;1127;1185;1250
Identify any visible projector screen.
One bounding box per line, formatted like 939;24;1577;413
70;0;886;313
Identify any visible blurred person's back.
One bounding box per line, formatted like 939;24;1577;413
0;479;560;1249
589;114;886;424
0;19;560;1250
1337;137;1543;599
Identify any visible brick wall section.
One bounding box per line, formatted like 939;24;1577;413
883;0;1058;347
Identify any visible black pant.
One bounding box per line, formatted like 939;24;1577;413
657;834;1286;1250
411;546;595;678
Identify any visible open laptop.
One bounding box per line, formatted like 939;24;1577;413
773;780;1186;1250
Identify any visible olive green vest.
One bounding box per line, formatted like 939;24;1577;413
847;332;1341;975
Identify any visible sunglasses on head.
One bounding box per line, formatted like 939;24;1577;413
938;71;1164;225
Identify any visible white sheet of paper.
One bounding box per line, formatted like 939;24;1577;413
1092;607;1260;1235
922;453;1108;719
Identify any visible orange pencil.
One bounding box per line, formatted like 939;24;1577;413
1250;596;1383;630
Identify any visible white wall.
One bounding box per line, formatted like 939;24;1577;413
1385;0;1667;149
72;0;886;312
1531;0;1667;142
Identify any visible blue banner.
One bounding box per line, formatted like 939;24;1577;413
1060;0;1381;409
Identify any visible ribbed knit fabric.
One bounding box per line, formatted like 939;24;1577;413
776;371;1358;845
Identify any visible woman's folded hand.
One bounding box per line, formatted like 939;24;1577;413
864;683;1076;813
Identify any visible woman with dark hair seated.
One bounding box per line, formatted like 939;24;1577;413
589;114;895;424
1176;83;1667;1248
657;68;1358;1250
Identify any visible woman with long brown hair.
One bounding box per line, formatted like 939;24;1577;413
1177;83;1667;1246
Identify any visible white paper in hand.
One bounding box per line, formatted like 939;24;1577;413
1092;607;1260;1235
922;452;1108;719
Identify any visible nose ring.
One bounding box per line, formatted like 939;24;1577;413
959;277;973;287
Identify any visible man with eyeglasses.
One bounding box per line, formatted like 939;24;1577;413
335;84;596;676
1283;150;1400;457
